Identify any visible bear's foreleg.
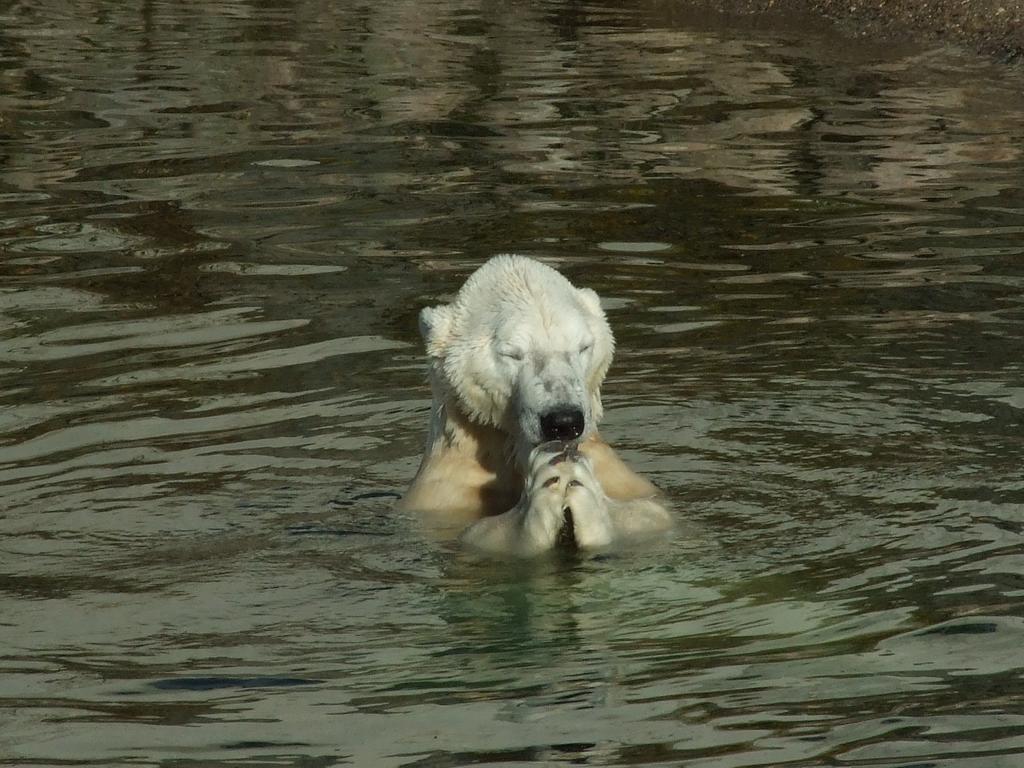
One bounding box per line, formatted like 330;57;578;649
562;454;614;549
460;446;569;556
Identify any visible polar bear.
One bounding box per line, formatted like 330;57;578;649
400;255;671;556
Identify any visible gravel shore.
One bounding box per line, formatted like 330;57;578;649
703;0;1024;61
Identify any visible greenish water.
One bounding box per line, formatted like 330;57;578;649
3;1;1024;766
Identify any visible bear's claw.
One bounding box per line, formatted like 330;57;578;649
540;440;582;467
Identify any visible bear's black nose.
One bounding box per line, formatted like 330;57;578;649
540;407;585;441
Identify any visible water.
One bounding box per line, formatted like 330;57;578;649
3;1;1024;765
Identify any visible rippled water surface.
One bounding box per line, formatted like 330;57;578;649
3;1;1024;766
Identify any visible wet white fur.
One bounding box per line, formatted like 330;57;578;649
400;255;671;556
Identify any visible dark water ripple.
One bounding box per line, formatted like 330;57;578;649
2;0;1024;766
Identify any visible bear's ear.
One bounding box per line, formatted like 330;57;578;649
577;287;614;424
576;287;604;318
419;304;453;356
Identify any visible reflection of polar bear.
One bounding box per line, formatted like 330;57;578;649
401;255;671;556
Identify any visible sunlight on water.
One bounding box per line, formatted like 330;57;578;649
2;1;1024;766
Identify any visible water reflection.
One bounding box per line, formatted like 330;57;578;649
2;0;1024;766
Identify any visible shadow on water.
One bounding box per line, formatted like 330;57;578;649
2;0;1024;766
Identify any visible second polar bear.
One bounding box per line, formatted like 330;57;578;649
401;255;672;556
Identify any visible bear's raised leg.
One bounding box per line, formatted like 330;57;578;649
460;445;569;556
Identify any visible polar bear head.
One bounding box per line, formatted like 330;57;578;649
420;255;614;462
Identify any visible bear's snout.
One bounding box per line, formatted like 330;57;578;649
540;407;585;441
